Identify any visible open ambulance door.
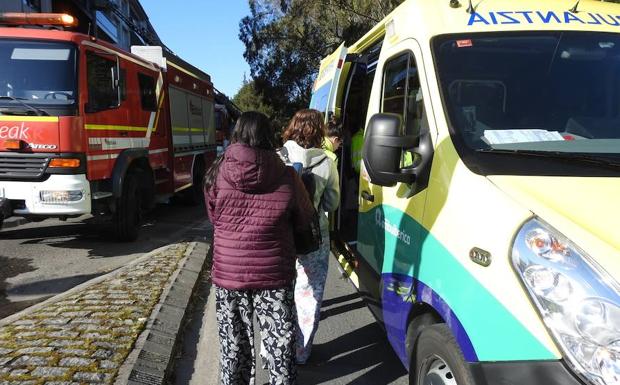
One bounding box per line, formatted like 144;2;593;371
309;43;348;119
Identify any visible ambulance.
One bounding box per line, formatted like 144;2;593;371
312;0;620;383
0;12;218;240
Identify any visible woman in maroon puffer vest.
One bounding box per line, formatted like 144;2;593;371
204;111;315;385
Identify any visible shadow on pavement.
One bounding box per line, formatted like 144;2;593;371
6;272;103;300
0;255;37;319
0;202;208;260
298;322;407;384
320;299;367;321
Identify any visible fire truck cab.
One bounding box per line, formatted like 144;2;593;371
0;13;217;240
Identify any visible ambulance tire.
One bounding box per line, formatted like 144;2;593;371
412;324;475;385
113;171;141;242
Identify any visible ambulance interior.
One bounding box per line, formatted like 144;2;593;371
333;41;382;243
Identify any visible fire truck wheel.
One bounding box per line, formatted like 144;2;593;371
184;160;205;206
113;171;141;242
412;324;475;385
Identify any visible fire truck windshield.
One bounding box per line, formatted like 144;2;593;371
0;39;76;112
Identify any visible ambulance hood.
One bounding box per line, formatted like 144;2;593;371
488;175;620;254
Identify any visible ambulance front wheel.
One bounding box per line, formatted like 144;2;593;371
412;324;475;385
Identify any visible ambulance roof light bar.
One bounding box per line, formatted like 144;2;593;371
0;13;78;28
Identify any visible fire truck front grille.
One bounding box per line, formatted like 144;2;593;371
0;154;50;180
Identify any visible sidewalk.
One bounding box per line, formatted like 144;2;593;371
172;255;408;385
0;239;207;385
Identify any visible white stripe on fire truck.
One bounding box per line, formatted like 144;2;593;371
87;154;119;161
88;137;150;150
87;148;167;162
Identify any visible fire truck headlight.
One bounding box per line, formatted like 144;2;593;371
40;190;83;204
512;218;620;385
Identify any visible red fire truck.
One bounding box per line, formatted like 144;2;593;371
0;12;218;240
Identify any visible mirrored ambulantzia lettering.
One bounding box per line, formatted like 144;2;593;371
0;123;29;140
468;11;620;26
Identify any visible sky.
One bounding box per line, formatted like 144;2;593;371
140;0;251;98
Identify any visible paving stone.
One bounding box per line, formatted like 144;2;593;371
58;348;89;356
110;300;134;305
106;294;128;300
10;355;53;367
31;367;70;378
60;311;91;318
111;327;133;335
82;294;105;300
70;318;101;325
72;372;107;383
59;357;95;367
80;300;105;306
0;381;36;385
81;332;112;340
91;349;112;359
99;360;119;369
74;324;101;332
0;367;10;374
91;341;122;350
47;330;80;339
12;320;36;326
80;307;107;312
34;312;59;318
90;312;124;319
0;347;13;355
10;369;30;376
15;339;50;347
41;319;70;326
15;347;54;355
44;382;81;385
0;357;12;365
49;339;86;348
14;332;39;338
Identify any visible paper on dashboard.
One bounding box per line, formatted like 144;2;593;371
483;129;565;145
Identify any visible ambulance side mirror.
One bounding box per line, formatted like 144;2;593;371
363;113;417;187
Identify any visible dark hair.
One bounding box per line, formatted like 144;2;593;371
204;111;274;191
282;109;325;149
326;116;343;138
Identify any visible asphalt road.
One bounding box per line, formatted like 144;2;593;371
0;202;209;320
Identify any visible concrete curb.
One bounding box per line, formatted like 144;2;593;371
120;238;211;385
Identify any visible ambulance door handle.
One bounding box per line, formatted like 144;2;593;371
361;191;374;202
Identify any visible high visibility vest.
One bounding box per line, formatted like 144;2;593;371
351;130;364;174
322;137;338;162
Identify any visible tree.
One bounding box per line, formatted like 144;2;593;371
239;0;404;124
232;78;274;117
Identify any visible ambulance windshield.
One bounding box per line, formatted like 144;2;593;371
0;39;76;107
434;32;620;157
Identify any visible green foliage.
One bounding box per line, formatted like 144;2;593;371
232;79;274;118
239;0;404;125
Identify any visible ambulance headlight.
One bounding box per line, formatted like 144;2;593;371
512;218;620;385
40;190;83;204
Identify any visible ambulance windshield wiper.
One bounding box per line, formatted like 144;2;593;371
477;148;620;169
0;96;48;116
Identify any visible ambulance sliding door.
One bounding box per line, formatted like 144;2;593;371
310;43;348;118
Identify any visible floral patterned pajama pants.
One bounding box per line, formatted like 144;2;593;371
215;285;297;385
294;233;330;364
